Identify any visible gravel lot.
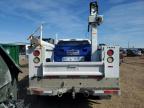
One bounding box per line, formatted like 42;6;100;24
19;57;144;108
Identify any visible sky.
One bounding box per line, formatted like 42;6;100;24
0;0;144;48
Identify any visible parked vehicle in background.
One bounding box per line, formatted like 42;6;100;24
138;48;144;55
137;50;142;56
120;49;127;57
127;49;142;56
127;49;136;56
54;39;91;62
120;52;124;64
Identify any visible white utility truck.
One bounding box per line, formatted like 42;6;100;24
27;1;120;99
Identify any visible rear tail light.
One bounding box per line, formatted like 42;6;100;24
107;57;114;63
31;88;43;95
104;90;119;95
33;50;40;56
33;57;40;64
107;49;114;56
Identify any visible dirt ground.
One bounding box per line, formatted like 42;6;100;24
19;56;144;108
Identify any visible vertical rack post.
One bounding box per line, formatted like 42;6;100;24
88;1;103;61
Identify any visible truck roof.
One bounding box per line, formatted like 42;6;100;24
56;40;91;46
57;39;91;45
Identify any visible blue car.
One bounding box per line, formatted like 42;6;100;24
54;39;91;62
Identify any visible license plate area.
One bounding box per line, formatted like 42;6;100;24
62;56;84;62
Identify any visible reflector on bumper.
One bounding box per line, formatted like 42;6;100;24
94;89;120;95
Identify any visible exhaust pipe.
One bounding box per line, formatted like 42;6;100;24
83;91;89;97
57;92;63;98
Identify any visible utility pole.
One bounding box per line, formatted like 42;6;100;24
128;41;129;48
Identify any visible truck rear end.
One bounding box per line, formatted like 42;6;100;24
27;44;120;98
27;1;120;99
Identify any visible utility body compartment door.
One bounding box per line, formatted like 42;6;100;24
42;62;104;76
102;46;119;78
